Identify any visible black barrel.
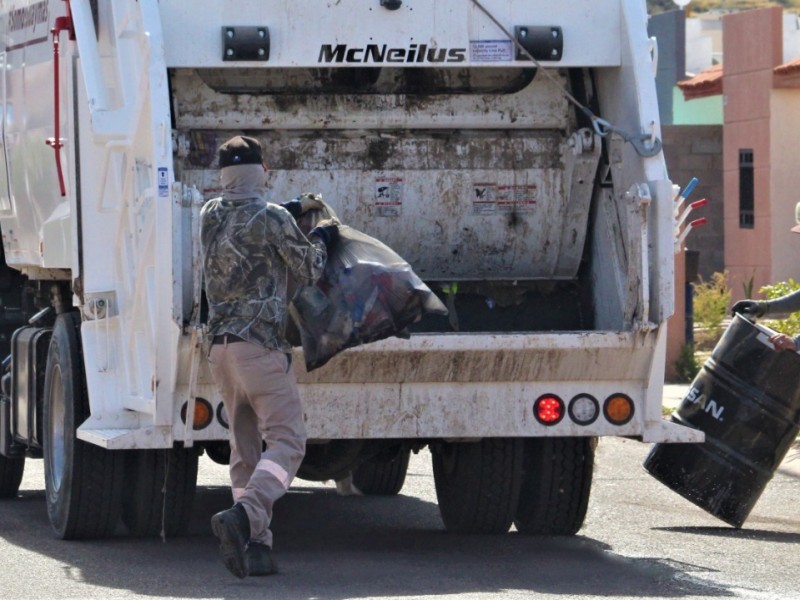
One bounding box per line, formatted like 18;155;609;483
644;314;800;527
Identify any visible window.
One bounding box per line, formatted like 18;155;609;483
739;149;754;229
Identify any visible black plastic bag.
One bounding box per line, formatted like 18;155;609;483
287;197;447;371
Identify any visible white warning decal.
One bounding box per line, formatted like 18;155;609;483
472;182;497;215
158;167;169;198
375;177;403;217
469;40;513;63
472;183;537;214
497;184;537;213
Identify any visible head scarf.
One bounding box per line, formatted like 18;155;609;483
220;163;267;201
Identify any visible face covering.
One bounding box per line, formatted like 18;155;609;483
220;163;267;201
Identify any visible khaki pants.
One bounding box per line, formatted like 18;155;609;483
209;341;307;547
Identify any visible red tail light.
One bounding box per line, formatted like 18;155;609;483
534;394;565;425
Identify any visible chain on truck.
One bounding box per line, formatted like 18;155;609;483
0;0;702;539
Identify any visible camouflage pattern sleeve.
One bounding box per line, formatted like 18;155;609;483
200;197;328;350
266;205;328;284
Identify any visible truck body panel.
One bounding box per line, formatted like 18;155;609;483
159;0;623;69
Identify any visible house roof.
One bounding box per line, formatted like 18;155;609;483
774;56;800;76
678;57;800;97
678;64;723;100
774;57;800;89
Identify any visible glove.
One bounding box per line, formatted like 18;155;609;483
309;218;340;248
282;194;325;218
731;299;768;318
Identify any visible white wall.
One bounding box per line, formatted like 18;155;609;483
769;88;800;284
686;15;722;74
784;13;800;62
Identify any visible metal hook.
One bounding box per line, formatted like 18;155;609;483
592;117;662;157
628;134;662;158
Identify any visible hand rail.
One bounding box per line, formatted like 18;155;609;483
46;1;74;197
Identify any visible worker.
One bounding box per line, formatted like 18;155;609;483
732;290;800;352
200;135;338;578
731;217;800;353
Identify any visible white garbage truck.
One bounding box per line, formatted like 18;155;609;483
0;0;702;539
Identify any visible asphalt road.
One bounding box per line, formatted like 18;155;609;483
1;436;799;600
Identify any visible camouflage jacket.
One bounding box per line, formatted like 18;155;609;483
200;196;327;352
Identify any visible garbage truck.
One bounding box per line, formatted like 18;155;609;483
0;0;703;539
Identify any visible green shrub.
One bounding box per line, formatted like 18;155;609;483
742;270;756;300
760;278;800;335
692;271;731;348
673;342;700;383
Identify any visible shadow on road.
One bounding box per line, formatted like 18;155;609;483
0;484;737;599
0;487;736;600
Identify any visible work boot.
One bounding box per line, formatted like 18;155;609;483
210;503;250;579
247;542;278;576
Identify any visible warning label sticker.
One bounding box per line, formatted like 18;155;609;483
472;183;537;214
375;177;403;217
469;40;513;63
472;182;497;215
497;184;537;213
157;167;169;198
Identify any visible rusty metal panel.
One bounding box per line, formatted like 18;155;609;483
172;54;599;280
180;127;594;280
170;68;569;131
294;333;653;385
188;165;574;280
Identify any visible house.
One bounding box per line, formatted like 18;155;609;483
720;8;800;300
675;7;800;301
651;6;800;378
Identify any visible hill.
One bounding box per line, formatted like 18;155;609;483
647;0;800;14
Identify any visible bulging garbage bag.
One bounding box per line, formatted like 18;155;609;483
286;195;447;371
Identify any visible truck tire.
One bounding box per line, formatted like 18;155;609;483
298;440;364;482
514;437;595;535
122;448;199;537
432;438;523;534
203;442;231;466
352;445;410;495
0;455;24;498
43;312;124;539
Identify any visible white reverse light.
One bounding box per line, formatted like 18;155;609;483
568;394;599;426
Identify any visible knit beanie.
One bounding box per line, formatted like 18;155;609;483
218;135;263;168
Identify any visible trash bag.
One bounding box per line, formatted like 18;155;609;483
286;195;447;371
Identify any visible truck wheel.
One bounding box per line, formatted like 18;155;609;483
0;455;25;498
514;437;595;535
203;442;231;465
432;438;523;534
43;312;124;539
298;440;364;482
122;448;199;537
352;445;410;495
